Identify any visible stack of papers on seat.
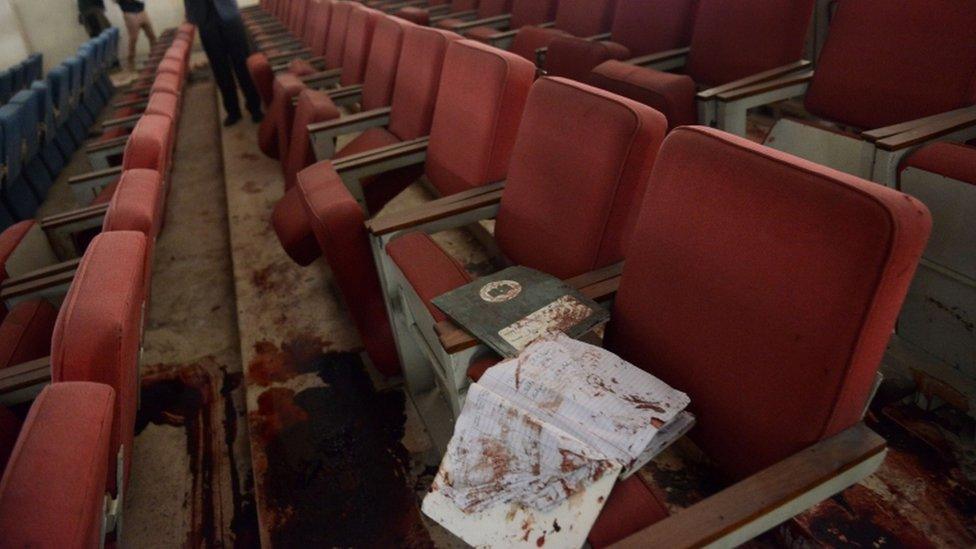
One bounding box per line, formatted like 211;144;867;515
423;334;694;548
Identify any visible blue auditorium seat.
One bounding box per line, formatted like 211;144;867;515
64;57;89;144
25;54;43;84
30;81;66;176
46;65;77;157
0;103;40;220
0;69;12;104
10;89;54;202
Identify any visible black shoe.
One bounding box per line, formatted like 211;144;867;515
251;110;264;123
223;113;242;127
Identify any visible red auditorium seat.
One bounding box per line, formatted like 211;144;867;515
0;382;115;548
257;4;381;159
588;126;930;545
544;0;696;82
71;113;174;206
52;230;149;496
280;14;409;188
509;0;618;63
246;0;334;107
714;0;976;183
273;23;458;265
455;0;557;50
90;89;181;169
588;0;814;132
896;142;976;381
289;38;535;377
435;0;511;31
371;76;666;414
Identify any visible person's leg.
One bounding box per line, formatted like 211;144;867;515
123;13;140;71
219;16;264;121
140;12;157;48
199;21;243;123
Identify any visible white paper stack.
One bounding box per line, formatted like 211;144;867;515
423;334;694;548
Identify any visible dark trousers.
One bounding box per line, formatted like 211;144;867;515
198;15;262;118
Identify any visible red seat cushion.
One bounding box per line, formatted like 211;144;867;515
606;126;932;481
284;89;342;190
247;53;275;106
297;163;402;376
52;231;147;495
588;61;697;130
0;300;58;371
340;6;378;87
122;114;173;174
325;2;353;69
386;232;473;323
465;25;505;43
903;142;976;186
0;382;114;549
588;475;671;548
804;0;976;130
510;25;571;61
360;15;409;112
545;37;630;82
0;405;19;471
386;26;460;142
259;72;306;160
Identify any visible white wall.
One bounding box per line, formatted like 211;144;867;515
0;0;31;70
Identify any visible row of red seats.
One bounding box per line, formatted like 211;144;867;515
242;0;971;545
0;23;197;547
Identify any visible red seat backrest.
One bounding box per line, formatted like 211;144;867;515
307;0;334;57
425;39;535;196
122;114;173;176
386;26;459;141
805;0;976;130
510;0;558;29
606;126;931;480
554;0;617;37
324;1;353;69
361;15;409;111
52;230;148;495
684;0;813;87
495;77;666;279
610;0;696;57
340;6;379;86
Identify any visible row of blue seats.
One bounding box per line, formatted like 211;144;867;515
0;29;120;229
0;54;44;105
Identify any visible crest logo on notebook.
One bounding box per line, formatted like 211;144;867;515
480;280;522;303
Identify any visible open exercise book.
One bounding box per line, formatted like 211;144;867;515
422;334;694;548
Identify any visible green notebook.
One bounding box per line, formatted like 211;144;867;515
431;266;610;358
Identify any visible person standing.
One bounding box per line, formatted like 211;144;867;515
117;0;158;71
183;0;263;126
78;0;111;38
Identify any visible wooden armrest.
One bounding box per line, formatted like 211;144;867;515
85;134;129;153
0;259;82;290
380;0;426;12
452;13;512;33
611;423;886;549
714;70;813;102
267;47;312;64
328;84;365;107
628;46;690;68
367;180;505;236
537;21;556;29
308;106;392;138
699;60;812;100
69;166;123;186
433;261;624;353
865;105;976;144
301;67;344;88
426;4;452;15
40;203;109;230
333;137;430;193
431;9;478;23
486;28;520;45
588;32;612;41
0;356;52;397
274;56;325;73
101;113;141;129
0;269;76;304
875;105;976;151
